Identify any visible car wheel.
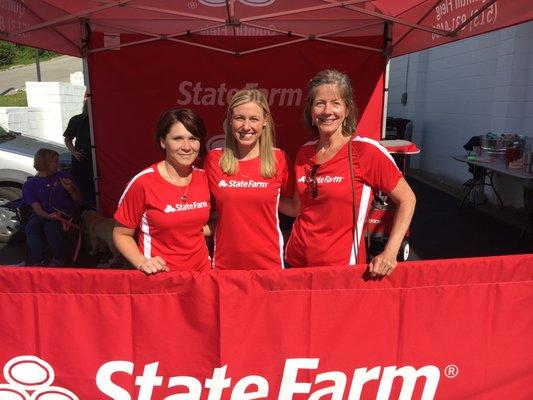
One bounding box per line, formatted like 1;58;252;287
0;187;22;243
398;240;410;261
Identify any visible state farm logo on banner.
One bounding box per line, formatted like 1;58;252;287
207;135;225;151
95;358;457;399
177;82;303;107
199;0;275;7
0;356;78;399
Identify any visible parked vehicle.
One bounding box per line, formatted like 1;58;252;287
0;123;70;243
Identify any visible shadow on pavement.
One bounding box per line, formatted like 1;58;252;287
408;176;533;260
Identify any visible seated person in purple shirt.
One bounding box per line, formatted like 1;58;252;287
22;148;82;266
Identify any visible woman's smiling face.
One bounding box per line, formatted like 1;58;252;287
231;101;266;153
310;83;348;137
160;122;200;168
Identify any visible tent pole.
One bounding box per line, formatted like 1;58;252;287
381;21;392;139
81;20;100;211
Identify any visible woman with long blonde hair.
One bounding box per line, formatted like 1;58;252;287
204;88;294;269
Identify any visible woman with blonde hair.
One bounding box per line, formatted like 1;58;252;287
204;88;294;269
23;148;82;266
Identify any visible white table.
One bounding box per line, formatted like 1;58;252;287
453;154;533;234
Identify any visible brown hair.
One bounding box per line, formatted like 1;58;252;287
33;148;59;172
155;108;207;157
303;69;358;138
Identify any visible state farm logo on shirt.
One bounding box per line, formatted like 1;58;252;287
218;179;268;189
297;175;344;184
164;201;209;213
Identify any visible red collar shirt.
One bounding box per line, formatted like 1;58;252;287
205;149;294;270
114;164;211;271
286;136;402;267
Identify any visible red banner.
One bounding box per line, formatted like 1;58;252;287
87;37;385;216
0;254;532;399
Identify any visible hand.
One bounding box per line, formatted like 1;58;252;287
72;149;83;161
137;256;169;275
59;178;75;193
49;211;61;220
368;251;397;278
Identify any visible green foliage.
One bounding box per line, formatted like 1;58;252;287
0;42;17;67
0;41;59;69
0;91;28;107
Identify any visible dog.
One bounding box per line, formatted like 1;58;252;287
81;210;127;268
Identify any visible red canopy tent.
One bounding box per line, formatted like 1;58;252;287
1;3;533;398
2;1;532;213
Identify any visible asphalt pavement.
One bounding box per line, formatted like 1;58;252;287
0;56;82;94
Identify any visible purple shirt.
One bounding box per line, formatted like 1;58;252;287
22;171;76;217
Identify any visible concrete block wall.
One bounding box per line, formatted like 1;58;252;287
70;71;85;86
0;107;45;137
388;21;533;207
25;81;86;144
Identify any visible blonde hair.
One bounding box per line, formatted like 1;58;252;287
220;88;276;178
33;148;59;172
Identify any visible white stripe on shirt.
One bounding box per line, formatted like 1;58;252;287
274;189;285;269
352;136;399;169
118;167;155;204
141;211;151;259
349;184;372;265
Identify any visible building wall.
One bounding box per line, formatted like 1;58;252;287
0;81;85;144
0;107;41;137
388;21;533;207
26;82;86;143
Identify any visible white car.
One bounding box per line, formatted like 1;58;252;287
0;124;71;243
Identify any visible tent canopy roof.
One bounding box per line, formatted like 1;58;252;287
2;1;532;57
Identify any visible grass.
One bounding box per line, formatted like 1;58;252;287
0;91;28;106
12;47;58;66
0;42;59;71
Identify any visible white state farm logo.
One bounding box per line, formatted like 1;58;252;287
199;0;275;7
0;356;78;399
164;201;208;213
298;175;344;184
177;82;302;107
95;358;450;399
219;179;267;188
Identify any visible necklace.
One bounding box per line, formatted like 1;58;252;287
176;184;189;202
162;162;192;202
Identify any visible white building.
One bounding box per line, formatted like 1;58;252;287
387;21;533;208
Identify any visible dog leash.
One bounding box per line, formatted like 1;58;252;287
52;208;82;262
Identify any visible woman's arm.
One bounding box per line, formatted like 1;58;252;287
113;223;168;274
368;178;416;277
30;202;57;219
279;193;300;217
60;177;82;205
